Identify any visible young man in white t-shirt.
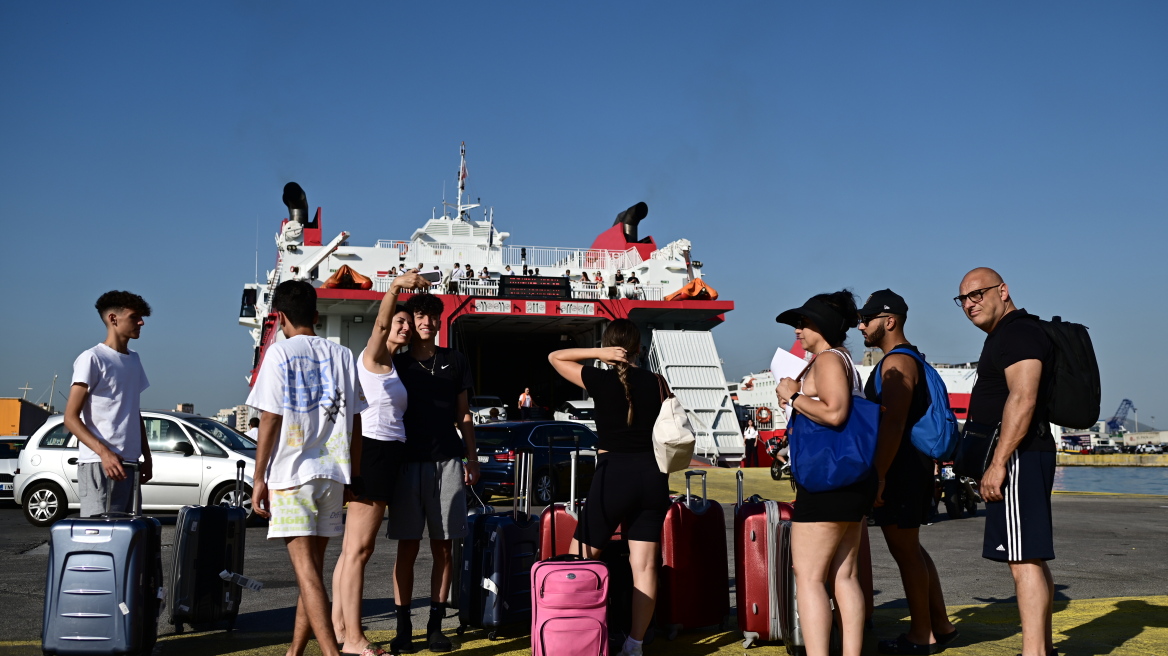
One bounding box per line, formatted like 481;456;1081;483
64;290;153;517
247;280;367;656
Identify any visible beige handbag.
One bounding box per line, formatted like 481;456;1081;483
653;374;696;474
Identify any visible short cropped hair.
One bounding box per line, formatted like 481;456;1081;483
95;291;152;318
248;417;260;428
404;292;444;319
272;280;317;327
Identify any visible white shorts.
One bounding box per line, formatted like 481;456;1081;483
266;478;345;539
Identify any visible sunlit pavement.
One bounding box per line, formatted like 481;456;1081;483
3;469;1166;655
5;595;1166;655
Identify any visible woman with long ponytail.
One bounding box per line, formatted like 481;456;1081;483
548;319;670;656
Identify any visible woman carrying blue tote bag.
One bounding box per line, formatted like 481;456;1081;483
774;291;878;656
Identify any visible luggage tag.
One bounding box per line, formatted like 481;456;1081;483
220;570;264;591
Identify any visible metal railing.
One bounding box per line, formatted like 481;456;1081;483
373;241;643;273
369;276;661;301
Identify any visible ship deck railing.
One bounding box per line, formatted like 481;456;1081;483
375;241;644;273
371;277;666;301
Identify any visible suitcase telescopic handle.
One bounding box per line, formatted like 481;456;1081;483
736;469;744;507
684;469;708;512
549;435;581;513
235;460;246;509
104;461;142;517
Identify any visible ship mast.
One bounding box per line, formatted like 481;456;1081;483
445;141;480;221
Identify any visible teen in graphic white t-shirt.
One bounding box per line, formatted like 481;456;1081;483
246;280;366;656
64;291;153;517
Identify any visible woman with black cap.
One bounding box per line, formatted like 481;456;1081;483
774;290;874;656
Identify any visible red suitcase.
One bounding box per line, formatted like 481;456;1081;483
657;470;730;639
734;470;794;648
539;448;580;559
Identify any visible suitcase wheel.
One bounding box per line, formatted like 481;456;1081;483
174;621;184;634
456;625;466;637
742;631;758;649
666;624;681;641
488;630;498;641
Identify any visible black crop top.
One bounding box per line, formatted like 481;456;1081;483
580;365;662;453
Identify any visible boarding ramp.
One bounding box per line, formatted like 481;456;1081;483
646;330;744;465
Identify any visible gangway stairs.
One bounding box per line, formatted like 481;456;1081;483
646;329;744;465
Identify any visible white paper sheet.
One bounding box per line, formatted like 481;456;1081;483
771;346;810;424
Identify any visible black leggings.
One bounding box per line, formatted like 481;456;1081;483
575;451;671;546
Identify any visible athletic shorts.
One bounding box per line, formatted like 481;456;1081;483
266;478;345;540
385;459;468;541
982;450;1056;562
78;462;140;517
356;437;405;503
575;451;671;546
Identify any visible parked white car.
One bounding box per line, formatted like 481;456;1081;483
554;399;597;431
14;411;257;527
470;395;508;424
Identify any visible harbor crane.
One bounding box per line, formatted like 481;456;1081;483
1106;399;1135;433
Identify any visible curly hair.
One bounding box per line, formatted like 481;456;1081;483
403;292;445;319
95;291;152;318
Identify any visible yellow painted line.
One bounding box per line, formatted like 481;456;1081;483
1053;490;1168;498
136;595;1168;655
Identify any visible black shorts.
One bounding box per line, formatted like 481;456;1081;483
357;438;405;503
575;451;671;546
792;474;878;523
870;466;933;530
982;450;1055;562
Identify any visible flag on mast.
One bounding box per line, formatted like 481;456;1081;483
459;141;468;193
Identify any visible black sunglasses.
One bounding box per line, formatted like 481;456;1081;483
953;284;1003;308
859;314;893;325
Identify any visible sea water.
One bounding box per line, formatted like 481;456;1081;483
1053;466;1168;495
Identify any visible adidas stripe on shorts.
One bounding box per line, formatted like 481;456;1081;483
982;450;1056;562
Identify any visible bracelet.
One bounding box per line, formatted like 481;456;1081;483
789;392;801;408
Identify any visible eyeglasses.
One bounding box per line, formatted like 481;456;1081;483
953;284;1003;308
859;314;893;325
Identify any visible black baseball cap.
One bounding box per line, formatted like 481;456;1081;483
858;289;908;318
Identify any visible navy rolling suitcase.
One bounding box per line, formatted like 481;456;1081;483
456;449;540;639
447;485;495;611
42;462;164;656
169;459;256;633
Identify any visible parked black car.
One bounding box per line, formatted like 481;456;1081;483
474;421;598;506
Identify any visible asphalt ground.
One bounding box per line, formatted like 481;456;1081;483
2;468;1167;654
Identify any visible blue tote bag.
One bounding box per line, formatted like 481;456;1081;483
788;350;880;493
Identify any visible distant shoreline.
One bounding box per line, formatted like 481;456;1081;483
1057;454;1168;467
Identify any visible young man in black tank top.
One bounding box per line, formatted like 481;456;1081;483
858;290;957;655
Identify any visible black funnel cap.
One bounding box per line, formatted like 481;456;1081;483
283;182;309;226
613;202;649;242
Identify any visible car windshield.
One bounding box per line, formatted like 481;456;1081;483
472;397;503;407
474;426;519;447
182;417;256;451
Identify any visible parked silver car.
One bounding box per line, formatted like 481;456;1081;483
14;411;257;527
1;436;28;503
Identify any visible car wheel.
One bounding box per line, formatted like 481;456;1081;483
533;470;556;506
211;483;254;522
24;481;69;527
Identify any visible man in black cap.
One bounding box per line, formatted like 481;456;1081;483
858;290;957;655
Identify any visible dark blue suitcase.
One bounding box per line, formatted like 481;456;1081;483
42;463;164;656
456;450;540;639
168;460;251;633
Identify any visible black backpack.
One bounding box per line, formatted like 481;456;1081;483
1033;315;1100;429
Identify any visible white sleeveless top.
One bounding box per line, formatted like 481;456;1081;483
357;348;408;442
785;349;862;423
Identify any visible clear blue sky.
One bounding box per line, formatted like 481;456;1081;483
2;3;1165;428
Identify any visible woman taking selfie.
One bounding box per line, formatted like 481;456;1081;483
775;290;873;656
331;271;428;656
548;319;668;656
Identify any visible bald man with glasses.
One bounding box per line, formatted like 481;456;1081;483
957;268;1058;656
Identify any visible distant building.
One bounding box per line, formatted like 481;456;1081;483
234;404;256;430
0;398;51;436
175;403;194;414
215;407;238;427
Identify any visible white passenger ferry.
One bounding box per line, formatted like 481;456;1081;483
238;144;745;464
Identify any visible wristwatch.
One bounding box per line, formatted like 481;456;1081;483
789;392;801;409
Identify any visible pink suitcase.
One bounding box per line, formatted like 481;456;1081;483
530;448;609;656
